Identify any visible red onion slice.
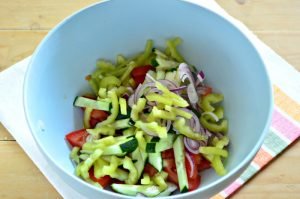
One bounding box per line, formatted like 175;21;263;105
181;108;201;133
169;85;187;92
178;63;198;104
166;120;172;132
133;82;155;103
184;137;200;154
128;94;134;108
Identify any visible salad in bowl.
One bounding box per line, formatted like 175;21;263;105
65;38;229;197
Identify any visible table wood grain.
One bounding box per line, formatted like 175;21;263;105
0;0;299;198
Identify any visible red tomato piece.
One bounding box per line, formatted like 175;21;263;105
162;149;175;159
163;159;178;185
132;75;146;85
89;110;109;128
185;153;198;180
130;65;154;85
82;94;96;100
192;153;202;166
143;163;158;177
202;86;213;96
89;168;112;187
65;129;89;148
198;157;211;172
188;174;201;191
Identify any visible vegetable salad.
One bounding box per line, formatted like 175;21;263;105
66;37;229;197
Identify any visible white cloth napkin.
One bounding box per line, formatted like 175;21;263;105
0;1;300;199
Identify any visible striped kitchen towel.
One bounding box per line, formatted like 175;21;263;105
213;86;300;198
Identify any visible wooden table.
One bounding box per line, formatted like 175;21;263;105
0;0;299;198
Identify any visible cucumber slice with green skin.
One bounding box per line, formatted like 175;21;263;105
173;135;189;192
148;152;162;172
111;184;162;197
102;137;138;156
73;96;110;111
157;183;177;196
132;148;148;179
146;134;176;153
116;107;132;120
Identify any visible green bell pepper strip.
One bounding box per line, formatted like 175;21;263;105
102;156;129;181
91;68;103;79
135;39;153;66
200;115;228;133
166;37;185;62
152;172;168;191
96;60;115;71
119;97;127;115
115;86;128;97
99;76;121;89
79;149;103;179
131;98;147;121
94;157;109;178
173;117;206;141
120;61;136;83
155;81;189;107
70;147;80;164
211;155;227;176
152;106;176;120
87;125;115;136
200;93;224;112
116;54;127;65
96;90;119;127
156;70;166;80
145;94;172;106
164;105;192;119
199;147;228;158
83;107;93;129
123;127;136;136
82;136;116;152
98;88;107;98
79;154;89;161
76;161;84;177
141;174;153;185
123;156;138;185
214;106;224;119
135;131;147;152
135;121;167;138
156;57;179;71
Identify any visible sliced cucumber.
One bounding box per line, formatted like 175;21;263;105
146;134;176;153
157;183;177;196
103;137;138;156
132;148;148;179
148;152;162;172
74;96;110;111
173;135;189;192
111;184;161;197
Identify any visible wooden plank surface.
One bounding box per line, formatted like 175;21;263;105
0;0;299;198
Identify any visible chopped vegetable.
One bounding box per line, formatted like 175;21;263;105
131;98;147;121
66;129;89;148
66;37;230;196
173;117;206;141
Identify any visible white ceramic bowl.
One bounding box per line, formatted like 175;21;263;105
24;0;273;198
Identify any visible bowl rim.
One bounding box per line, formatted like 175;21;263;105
23;0;273;198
